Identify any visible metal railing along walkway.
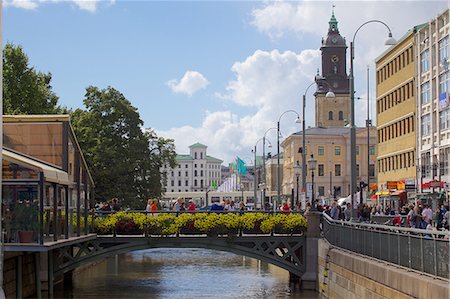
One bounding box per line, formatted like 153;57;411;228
322;212;450;279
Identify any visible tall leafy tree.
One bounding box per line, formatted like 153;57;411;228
71;86;176;209
3;43;60;114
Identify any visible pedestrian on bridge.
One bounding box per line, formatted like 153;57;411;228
187;200;196;212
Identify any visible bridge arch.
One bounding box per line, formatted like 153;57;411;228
53;236;306;278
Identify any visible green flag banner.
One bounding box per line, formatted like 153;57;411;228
237;156;247;175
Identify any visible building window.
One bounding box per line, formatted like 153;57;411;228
318;186;325;196
328;111;333;120
178;171;181;177
201;164;203;168
318;146;325;156
335;164;341;176
356;164;360;176
194;164;197;168
439;71;450;97
369;164;375;177
440;147;450;176
369;146;375;155
194;179;197;187
440;108;450;131
178;180;181;186
334;146;341;156
185;164;188;168
185;180;188;186
185;171;188;176
171;180;174;187
200;152;203;159
200;170;203;176
200;179;203;188
195;152;197;159
178;165;181;168
356;145;359;156
318;164;324;176
439;36;449;64
421;49;430;73
421;81;431;105
422;114;431;136
171;171;174;176
194;170;198;176
338;111;343;120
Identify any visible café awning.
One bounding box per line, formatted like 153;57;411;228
421;179;446;189
3;148;69;185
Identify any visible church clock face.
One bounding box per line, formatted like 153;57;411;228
331;55;339;63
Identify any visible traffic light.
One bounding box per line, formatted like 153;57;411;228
359;181;368;189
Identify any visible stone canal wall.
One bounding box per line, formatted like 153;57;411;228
317;239;449;299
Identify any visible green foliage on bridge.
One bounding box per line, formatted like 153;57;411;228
94;212;308;236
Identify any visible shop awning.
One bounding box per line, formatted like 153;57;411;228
3;148;69;185
390;190;406;196
421;180;446;189
375;191;390;196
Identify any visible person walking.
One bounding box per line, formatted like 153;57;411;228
330;200;340;220
187;200;196;212
146;199;153;213
344;202;351;221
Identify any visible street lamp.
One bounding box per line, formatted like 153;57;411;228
349;20;396;219
263;127;276;207
252;138;265;209
302;79;335;204
307;154;317;208
277;110;301;212
293;160;301;210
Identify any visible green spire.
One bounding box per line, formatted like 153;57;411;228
328;5;338;32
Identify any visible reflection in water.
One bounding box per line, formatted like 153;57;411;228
56;248;319;299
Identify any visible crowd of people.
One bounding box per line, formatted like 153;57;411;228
323;199;450;231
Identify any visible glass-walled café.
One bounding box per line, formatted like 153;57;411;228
2;115;94;244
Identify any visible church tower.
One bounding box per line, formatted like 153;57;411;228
315;10;350;127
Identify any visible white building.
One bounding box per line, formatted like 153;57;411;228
162;142;223;193
416;9;450;190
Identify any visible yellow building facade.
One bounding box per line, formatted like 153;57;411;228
375;29;418;192
281;127;376;204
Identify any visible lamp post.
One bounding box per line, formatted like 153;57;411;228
357;66;372;204
308;154;317;208
252;139;264;208
349;20;396;218
302;80;335;208
263;127;276;207
277;110;301;212
293;160;301;210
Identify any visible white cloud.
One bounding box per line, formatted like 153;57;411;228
5;0;39;10
160;48;320;164
4;0;114;12
167;70;210;97
72;0;98;12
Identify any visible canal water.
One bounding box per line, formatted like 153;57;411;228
55;248;319;298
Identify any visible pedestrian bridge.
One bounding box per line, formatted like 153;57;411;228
53;234;306;278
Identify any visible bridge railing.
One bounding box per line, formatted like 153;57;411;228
321;212;450;279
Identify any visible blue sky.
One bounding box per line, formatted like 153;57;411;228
4;0;449;164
